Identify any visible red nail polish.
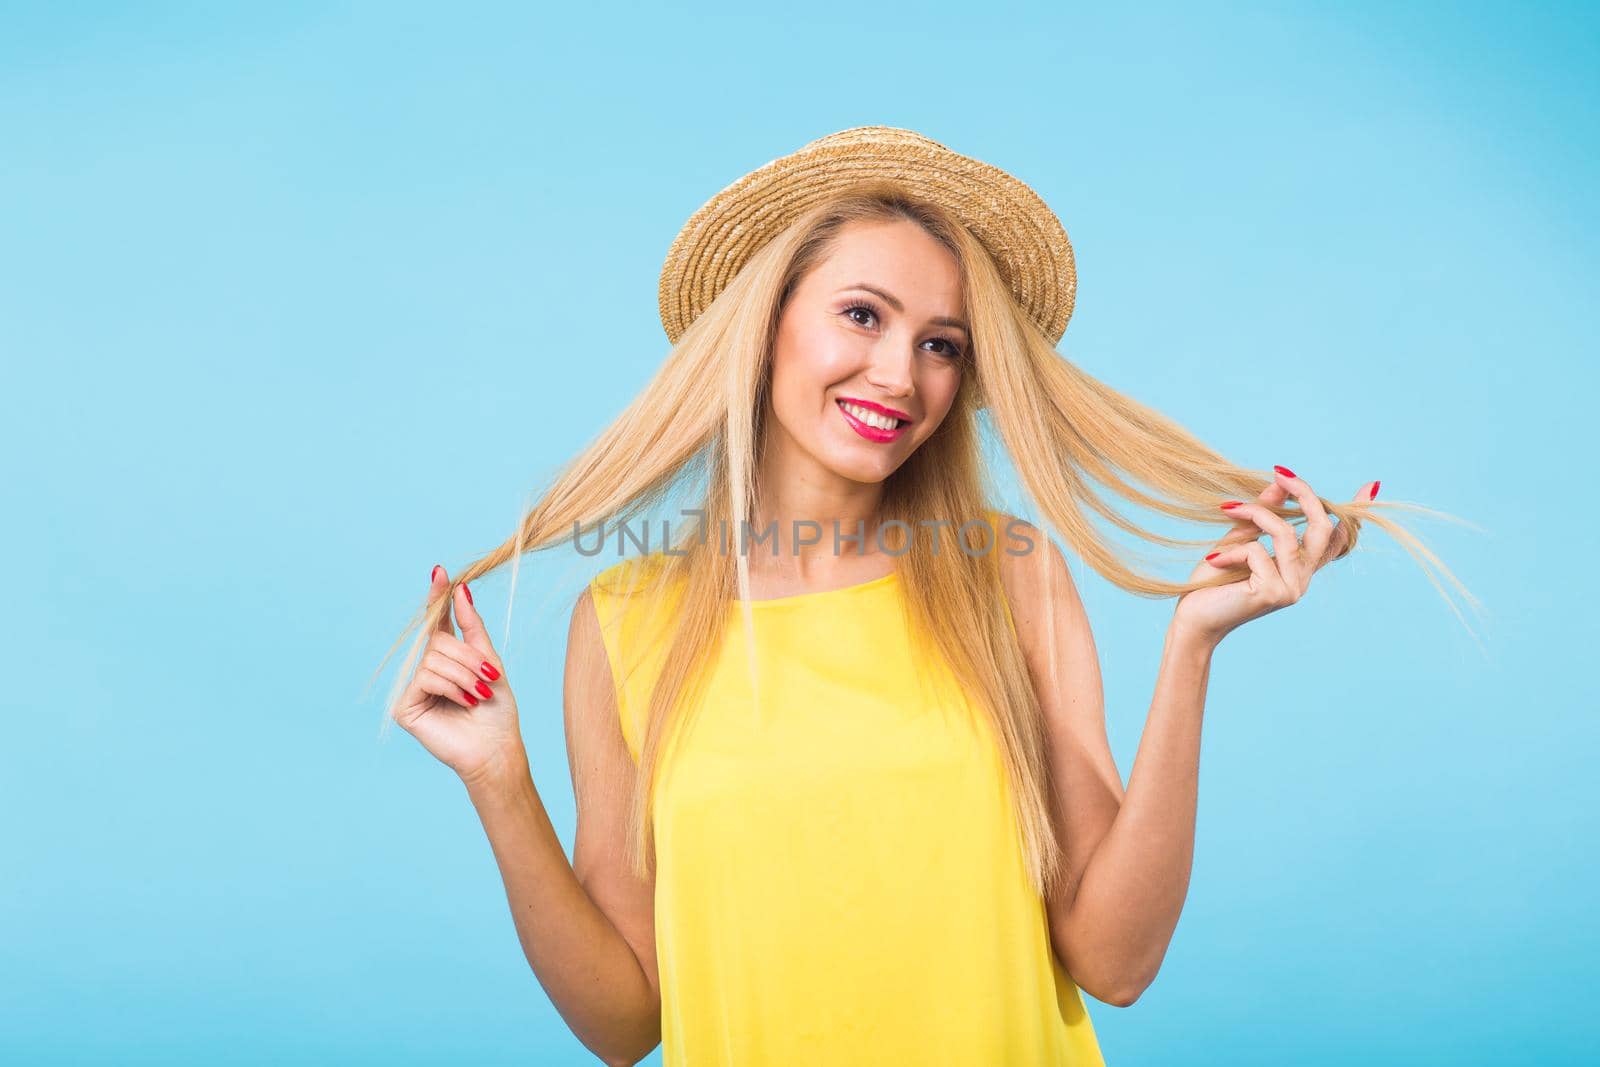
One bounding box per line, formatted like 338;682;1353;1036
431;564;441;582
463;583;473;605
481;661;500;681
1274;465;1296;479
1370;480;1380;499
462;690;478;706
475;680;493;699
1205;551;1221;561
1220;501;1243;509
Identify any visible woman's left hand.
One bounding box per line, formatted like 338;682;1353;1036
1173;466;1379;647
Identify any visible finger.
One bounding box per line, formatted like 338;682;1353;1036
453;577;498;657
429;630;506;685
424;647;496;703
1272;466;1334;586
1212;472;1288;549
1238;539;1294;603
1203;540;1293;604
429;564;456;635
1327;480;1378;562
1218;499;1302;592
416;665;480;708
1204;542;1249;569
1256;476;1290;507
1215;519;1262;548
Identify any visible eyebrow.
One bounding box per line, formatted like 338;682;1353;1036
838;282;970;336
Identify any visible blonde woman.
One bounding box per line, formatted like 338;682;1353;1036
379;128;1469;1066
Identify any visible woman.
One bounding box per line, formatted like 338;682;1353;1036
379;127;1471;1065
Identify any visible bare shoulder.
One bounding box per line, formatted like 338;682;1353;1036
990;512;1082;627
563;584;616;740
987;513;1110;761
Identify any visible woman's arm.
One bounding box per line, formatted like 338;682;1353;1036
1056;617;1212;1007
1005;471;1360;1007
460;588;661;1066
999;522;1211;1008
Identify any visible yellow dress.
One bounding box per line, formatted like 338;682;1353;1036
588;551;1107;1066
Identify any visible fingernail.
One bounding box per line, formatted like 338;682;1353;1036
463;690;479;707
1220;501;1243;510
1370;480;1380;499
1205;551;1221;561
475;680;493;699
431;564;441;582
463;583;473;605
481;661;500;681
1274;464;1296;479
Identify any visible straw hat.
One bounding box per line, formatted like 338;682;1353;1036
657;125;1078;347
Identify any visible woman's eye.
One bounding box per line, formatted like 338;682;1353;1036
843;303;963;360
843;304;877;328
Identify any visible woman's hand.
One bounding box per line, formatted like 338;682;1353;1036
1174;466;1379;647
392;565;525;789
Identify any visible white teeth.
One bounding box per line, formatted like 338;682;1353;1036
840;401;901;431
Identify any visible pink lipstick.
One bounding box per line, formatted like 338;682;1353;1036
835;397;910;443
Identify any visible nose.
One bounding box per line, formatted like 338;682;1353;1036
863;339;916;399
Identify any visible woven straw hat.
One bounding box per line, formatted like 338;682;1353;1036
657;125;1078;347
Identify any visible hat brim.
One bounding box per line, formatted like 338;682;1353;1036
657;125;1077;347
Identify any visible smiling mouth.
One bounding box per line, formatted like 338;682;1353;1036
836;399;909;429
835;399;909;442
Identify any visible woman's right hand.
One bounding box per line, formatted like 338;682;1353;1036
392;564;526;790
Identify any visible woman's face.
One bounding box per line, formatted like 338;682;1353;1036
766;218;968;486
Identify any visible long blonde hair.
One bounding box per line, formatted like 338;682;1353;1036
375;179;1478;899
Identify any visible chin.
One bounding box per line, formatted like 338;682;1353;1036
816;448;904;485
838;464;896;486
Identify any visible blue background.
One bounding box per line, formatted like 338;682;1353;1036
4;2;1593;1064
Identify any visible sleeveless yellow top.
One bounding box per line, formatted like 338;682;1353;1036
589;552;1106;1066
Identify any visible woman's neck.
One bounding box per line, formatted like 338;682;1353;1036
752;435;885;555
